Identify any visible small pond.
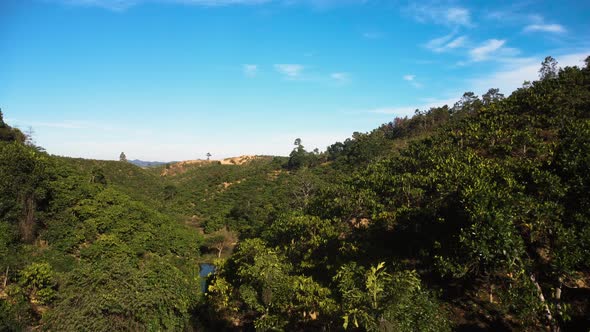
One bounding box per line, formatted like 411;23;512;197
199;263;216;293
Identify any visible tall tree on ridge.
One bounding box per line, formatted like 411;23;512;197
539;56;558;80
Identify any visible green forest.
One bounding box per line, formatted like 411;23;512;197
1;57;589;331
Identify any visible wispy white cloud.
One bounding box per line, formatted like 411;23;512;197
445;7;471;26
425;33;467;52
524;23;566;33
11;119;118;131
243;64;258;77
446;36;467;49
288;0;368;10
274;64;304;79
55;0;138;11
468;39;519;62
365;97;458;117
330;72;350;82
412;59;437;65
486;8;567;35
50;129;353;160
469;52;589;96
402;74;423;88
31;121;88;129
366;53;589;119
181;0;272;4
470;39;504;61
425;33;453;49
426;34;520;64
362;32;381;39
405;3;472;27
52;0;367;11
59;0;272;10
485;3;536;23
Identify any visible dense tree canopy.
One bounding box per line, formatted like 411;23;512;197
1;57;590;331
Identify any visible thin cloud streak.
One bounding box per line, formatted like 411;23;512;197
243;64;258;77
470;39;505;61
468;39;519;62
330;72;350;82
274;64;305;79
445;7;471;26
405;3;473;27
53;0;367;10
425;33;467;53
367;52;588;119
10;119;121;132
365;97;458;117
403;74;423;88
486;9;567;35
524;24;566;33
469;52;589;96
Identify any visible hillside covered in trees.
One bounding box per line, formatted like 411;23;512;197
1;57;589;331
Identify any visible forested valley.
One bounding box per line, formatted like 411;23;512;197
1;57;589;331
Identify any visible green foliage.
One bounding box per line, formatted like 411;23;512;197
41;188;201;330
43;256;199;331
56;156;166;207
19;262;56;305
0;286;36;331
262;212;342;272
287;138;323;170
0;126;204;330
159;157;294;238
2;58;590;330
0;110;26;143
204;226;237;257
203;59;590;329
0;222;19;269
539;56;559;80
0;141;52;243
208;239;337;330
335;262;450;332
90;166;107;185
329;60;590;329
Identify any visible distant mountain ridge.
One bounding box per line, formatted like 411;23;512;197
129;159;172;168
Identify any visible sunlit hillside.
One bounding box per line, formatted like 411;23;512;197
2;1;590;331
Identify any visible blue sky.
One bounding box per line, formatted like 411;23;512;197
1;0;589;160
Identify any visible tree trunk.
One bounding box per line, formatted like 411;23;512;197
487;273;494;303
3;266;8;288
554;276;563;324
530;273;560;332
19;195;35;243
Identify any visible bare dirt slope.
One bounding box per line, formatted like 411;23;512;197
161;155;262;176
